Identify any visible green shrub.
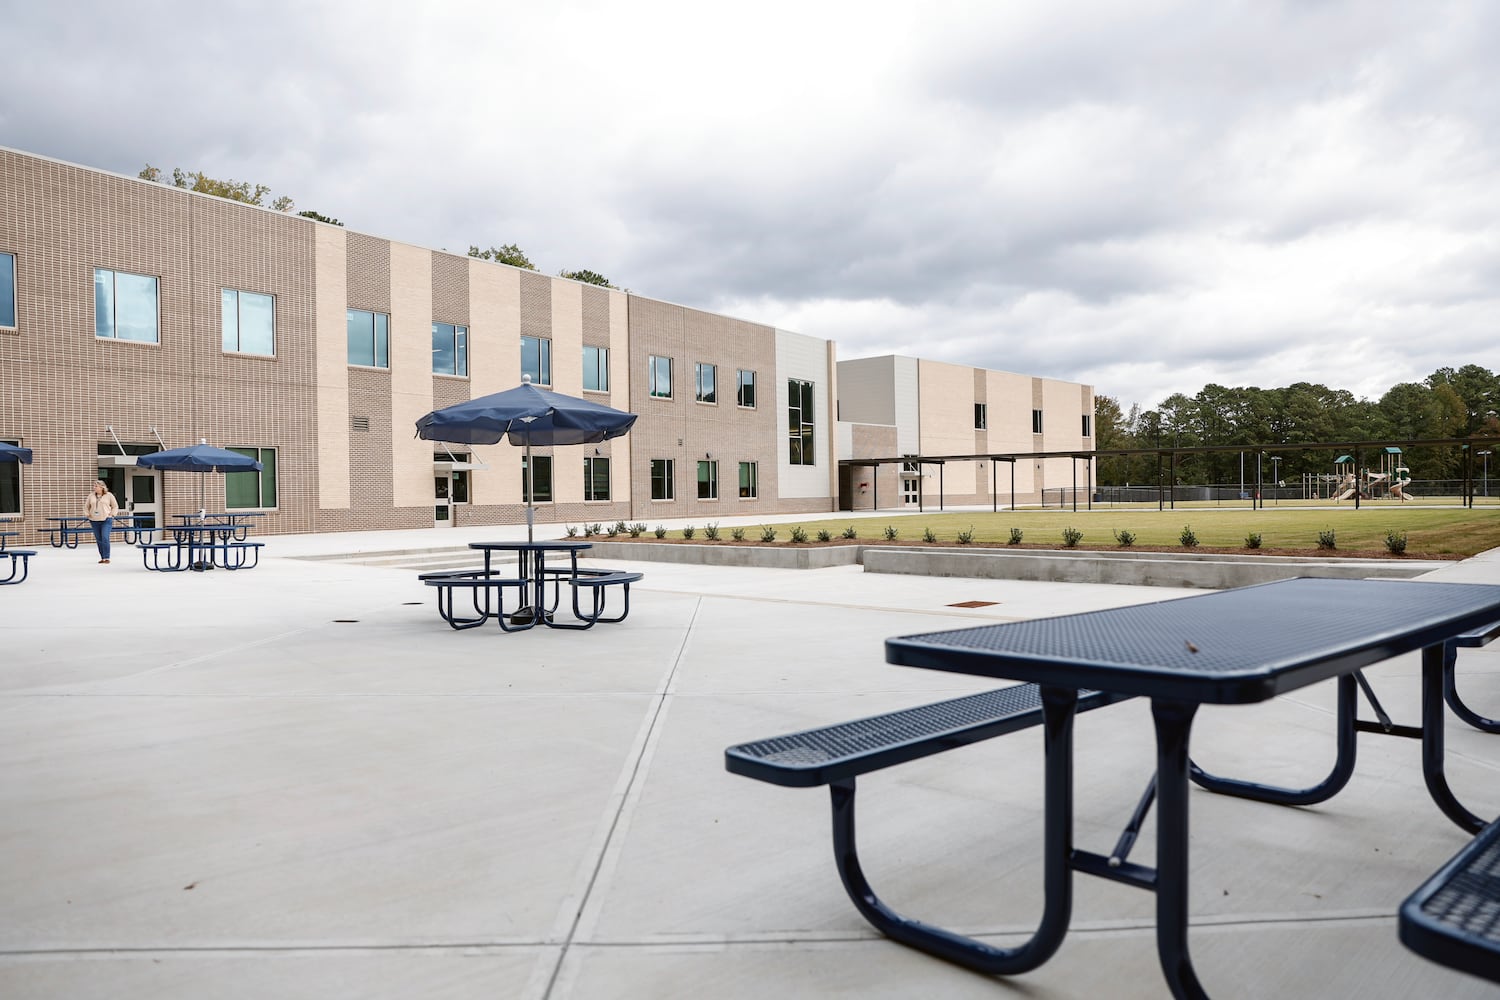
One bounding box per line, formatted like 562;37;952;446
730;526;746;541
1061;526;1083;548
612;520;628;536
681;525;696;539
789;526;808;543
1385;530;1407;554
1008;527;1024;545
653;524;667;539
1317;528;1337;550
564;524;578;538
630;522;646;538
884;525;898;541
759;525;777;542
956;525;975;544
922;527;938;543
841;525;858;540
1179;525;1199;548
584;522;602;537
1244;532;1262;550
815;529;833;542
704;522;720;541
605;523;620;538
1114;529;1135;547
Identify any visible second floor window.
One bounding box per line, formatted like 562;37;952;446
788;378;815;466
649;355;673;399
1082;414;1092;437
432;322;468;376
583;345;609;392
974;403;987;430
347;309;389;368
737;369;757;408
95;268;159;343
0;252;15;328
696;363;717;404
1033;409;1044;434
222;289;275;356
521;335;551;385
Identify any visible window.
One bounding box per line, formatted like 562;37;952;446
522;455;553;503
225;447;277;509
432;322;468;376
738;461;758;499
695;363;717;404
347;309;389;368
451;469;469;503
1082;414;1092;437
649;355;673;399
651;459;674;500
583;345;609;392
1032;409;1044;434
521;335;551;385
697;460;718;499
222;288;275;355
737;369;757;408
584;455;610;501
0;252;15;328
788;378;816;466
94;268;159;343
974;403;988;430
0;438;20;514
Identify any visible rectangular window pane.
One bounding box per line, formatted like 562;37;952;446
238;290;275;355
583;345;609;392
651;458;674;500
456;326;467;377
696;363;717;403
432;322;456;375
737;369;756;408
584;456;610;500
975;403;987;430
225;447;261;509
375;313;389;368
221;288;238;351
697;460;717;499
650;356;672;398
738;461;758;499
521;336;552;385
115;271;159;343
94;269;114;339
347;309;373;366
0;438;19;513
522;455;553;503
0;253;14;328
1033;409;1043;434
258;448;277;507
788;379;815;466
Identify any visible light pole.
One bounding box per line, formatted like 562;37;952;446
1480;450;1492;498
1270;456;1282;504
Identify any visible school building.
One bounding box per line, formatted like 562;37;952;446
0;146;1093;534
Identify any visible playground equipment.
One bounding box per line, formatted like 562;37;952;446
1330;448;1411;501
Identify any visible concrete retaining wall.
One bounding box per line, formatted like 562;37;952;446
589;540;1446;588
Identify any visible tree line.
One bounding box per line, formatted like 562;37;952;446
1094;365;1500;486
137;165;617;286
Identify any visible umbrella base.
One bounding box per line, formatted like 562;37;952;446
510;606;553;626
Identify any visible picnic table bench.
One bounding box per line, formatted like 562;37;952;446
1400;812;1500;986
420;568;530;630
0;530;19;551
1;548;35;585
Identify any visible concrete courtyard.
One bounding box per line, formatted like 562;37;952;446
2;520;1498;999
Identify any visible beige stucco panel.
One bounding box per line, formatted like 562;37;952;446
468;260;521;503
389;242;434;509
314;227;350;509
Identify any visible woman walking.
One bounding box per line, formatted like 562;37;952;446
85;480;118;564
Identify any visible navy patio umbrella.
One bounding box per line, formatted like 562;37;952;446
415;377;638;540
137;439;262;517
0;442;33;463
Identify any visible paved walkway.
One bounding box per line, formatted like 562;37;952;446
1;527;1498;998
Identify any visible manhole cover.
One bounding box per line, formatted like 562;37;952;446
948;600;998;608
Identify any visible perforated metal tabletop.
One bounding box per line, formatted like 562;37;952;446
887;578;1500;704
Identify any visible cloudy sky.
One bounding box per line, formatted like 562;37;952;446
5;1;1498;410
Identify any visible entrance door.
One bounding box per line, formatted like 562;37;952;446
127;471;160;528
434;475;451;527
901;462;920;506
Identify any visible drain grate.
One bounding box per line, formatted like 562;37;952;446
948;600;999;608
333;619;360;623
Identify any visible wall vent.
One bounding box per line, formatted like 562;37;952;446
352;416;370;432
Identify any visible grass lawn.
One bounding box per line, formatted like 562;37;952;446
647;507;1500;559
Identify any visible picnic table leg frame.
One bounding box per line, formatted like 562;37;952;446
1187;673;1358;806
1443;641;1500;733
1153;698;1209;1000
826;685;1077;976
1422;644;1486;835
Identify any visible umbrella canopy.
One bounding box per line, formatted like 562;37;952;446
137;440;262;517
0;442;33;464
415;379;637;539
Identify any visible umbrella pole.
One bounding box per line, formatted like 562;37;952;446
525;441;534;542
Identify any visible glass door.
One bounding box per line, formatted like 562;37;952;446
434;475;451;527
127;471;159;528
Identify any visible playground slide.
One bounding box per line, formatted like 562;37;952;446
1390;477;1411;500
1335;488;1357;501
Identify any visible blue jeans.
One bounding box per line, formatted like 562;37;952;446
90;517;113;559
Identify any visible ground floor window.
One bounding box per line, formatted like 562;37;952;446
584;456;610;501
697;459;718;499
0;439;21;513
651;459;674;500
523;455;553;503
226;447;277;509
738;461;758;499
